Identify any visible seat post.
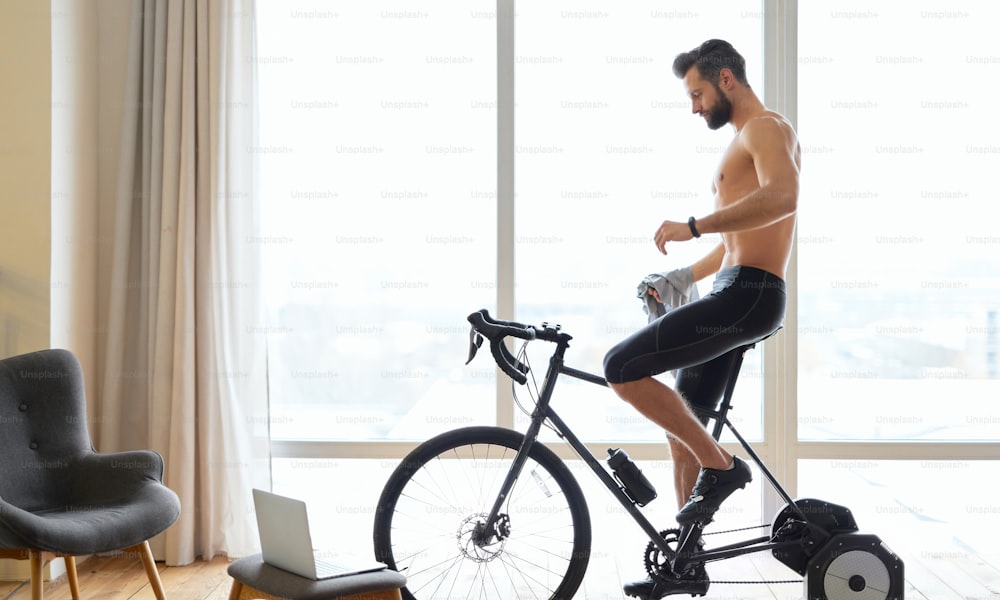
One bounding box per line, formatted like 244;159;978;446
710;344;751;441
707;335;803;519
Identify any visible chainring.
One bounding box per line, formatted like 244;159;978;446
643;528;681;580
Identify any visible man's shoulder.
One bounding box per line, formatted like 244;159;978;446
739;111;799;151
743;111;795;136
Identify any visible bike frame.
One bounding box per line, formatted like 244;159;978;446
480;333;809;569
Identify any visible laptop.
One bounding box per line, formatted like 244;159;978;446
252;488;387;580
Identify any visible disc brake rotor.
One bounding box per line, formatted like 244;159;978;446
457;513;509;563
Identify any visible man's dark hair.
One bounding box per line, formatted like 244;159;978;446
672;39;749;86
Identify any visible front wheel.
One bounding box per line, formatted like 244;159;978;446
373;426;592;600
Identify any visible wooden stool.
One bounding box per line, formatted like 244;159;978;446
227;554;406;600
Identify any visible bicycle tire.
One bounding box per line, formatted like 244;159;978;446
373;426;592;600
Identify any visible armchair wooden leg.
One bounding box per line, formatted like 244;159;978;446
227;580;243;600
130;541;167;600
63;556;80;600
29;550;43;600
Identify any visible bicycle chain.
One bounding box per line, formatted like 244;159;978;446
690;523;800;586
712;578;802;585
700;522;770;536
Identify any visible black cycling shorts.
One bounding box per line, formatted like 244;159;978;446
603;266;786;414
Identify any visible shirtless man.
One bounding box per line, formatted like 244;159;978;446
603;39;800;598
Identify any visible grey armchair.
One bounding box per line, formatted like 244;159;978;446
0;349;181;600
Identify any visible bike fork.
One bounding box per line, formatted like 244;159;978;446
479;347;567;541
477;414;546;543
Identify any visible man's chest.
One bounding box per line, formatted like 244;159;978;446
711;140;758;200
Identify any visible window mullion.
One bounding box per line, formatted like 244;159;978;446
496;0;516;429
761;0;798;519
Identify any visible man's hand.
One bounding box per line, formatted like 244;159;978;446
654;220;694;254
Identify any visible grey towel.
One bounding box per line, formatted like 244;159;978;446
637;266;700;323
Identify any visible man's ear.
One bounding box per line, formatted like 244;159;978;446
718;68;734;89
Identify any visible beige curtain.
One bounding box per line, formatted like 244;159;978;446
98;0;269;564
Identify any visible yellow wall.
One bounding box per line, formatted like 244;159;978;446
0;0;54;582
0;0;52;356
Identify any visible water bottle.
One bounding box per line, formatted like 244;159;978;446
607;448;657;506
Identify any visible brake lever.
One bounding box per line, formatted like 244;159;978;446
465;326;484;365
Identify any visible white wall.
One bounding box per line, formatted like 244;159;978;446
49;0;133;436
50;0;99;390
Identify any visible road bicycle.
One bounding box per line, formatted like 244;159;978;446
373;309;905;599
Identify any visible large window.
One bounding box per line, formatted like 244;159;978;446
257;1;497;442
797;1;1000;442
796;2;1000;584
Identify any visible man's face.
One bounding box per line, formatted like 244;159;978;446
683;67;733;130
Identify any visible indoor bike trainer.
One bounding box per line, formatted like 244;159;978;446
372;310;906;600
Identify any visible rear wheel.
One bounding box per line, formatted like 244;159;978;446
373;426;591;600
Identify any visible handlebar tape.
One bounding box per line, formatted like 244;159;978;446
467;309;534;384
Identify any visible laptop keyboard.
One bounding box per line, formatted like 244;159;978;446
315;558;349;578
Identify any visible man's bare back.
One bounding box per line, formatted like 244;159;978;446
713;111;801;279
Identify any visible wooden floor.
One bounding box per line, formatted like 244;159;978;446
0;555;234;600
0;548;998;599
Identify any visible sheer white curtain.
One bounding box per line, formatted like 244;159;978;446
98;0;268;565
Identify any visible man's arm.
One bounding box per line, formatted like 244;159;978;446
691;242;725;281
695;117;798;235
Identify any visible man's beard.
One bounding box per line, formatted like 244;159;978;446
704;85;733;130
